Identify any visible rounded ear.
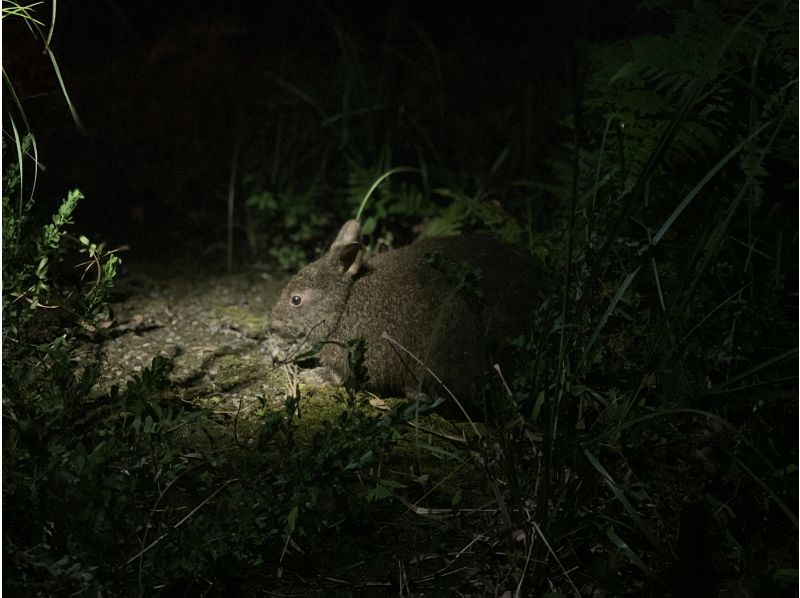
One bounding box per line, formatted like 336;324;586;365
331;220;362;249
335;242;363;277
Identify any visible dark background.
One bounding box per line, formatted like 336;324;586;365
4;0;668;261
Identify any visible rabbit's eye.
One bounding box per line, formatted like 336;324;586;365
290;294;302;307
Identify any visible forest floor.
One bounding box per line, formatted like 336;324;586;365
82;260;289;415
76;260;488;593
65;259;797;596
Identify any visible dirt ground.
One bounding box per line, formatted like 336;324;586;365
83;260;291;414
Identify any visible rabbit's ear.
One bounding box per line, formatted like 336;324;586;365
333;242;363;278
331;220;362;249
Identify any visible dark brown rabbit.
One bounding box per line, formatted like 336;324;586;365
268;220;538;399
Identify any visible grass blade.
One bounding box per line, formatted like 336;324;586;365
606;526;657;580
583;449;666;556
9;116;25;218
730;452;798;528
355;167;419;222
652;120;772;246
705;347;798;396
578;266;641;373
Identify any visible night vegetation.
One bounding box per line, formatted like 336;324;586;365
3;0;797;595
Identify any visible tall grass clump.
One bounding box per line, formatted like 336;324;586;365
232;2;796;592
2;3;119;427
2;3;131;593
237;8;550;268
349;1;797;594
538;1;789;594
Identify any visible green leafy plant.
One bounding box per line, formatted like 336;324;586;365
236;4;795;592
236;14;544;267
494;0;799;593
2;142;127;594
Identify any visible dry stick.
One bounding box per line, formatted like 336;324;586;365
130;457;217;581
282;363;300;407
403;420;467;445
393;493;461;518
493;363;513;397
529;519;581;597
403;470;467;514
278;527;294;578
233;392;244;446
439;526;493;570
271;321;329;372
492;360;523;554
380;333;522;579
514;529;536;598
417;565;474;584
323;577;392;588
126;478;238;565
398;559;407;595
380;332;481;438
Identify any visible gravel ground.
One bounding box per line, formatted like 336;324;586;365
84;262;290;415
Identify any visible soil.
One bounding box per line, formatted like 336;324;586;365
84;259;290;414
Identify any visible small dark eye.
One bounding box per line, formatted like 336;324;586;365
290;294;302;306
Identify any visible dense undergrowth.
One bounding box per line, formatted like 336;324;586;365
3;0;798;595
